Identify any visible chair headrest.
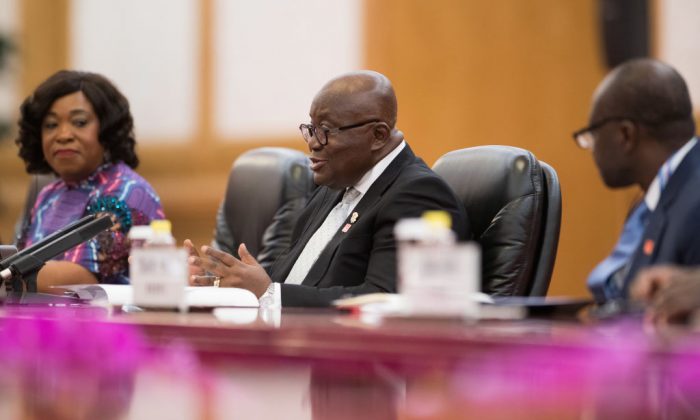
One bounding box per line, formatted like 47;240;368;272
433;145;542;239
224;147;312;256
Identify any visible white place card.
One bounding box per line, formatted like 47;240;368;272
398;242;481;317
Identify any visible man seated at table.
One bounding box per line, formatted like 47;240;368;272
573;58;700;304
186;70;469;307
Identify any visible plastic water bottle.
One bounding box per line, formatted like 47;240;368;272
148;220;176;247
128;225;153;250
130;220;188;311
395;210;480;317
395;210;456;246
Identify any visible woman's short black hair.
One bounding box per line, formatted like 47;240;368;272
16;70;139;174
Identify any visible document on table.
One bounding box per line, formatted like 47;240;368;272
59;284;259;308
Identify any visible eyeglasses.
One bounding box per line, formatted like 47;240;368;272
299;119;381;146
572;116;629;149
572;114;690;149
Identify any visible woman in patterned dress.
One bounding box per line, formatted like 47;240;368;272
15;70;165;291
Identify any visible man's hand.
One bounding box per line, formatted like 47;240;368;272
188;243;272;298
631;265;700;324
183;239;206;281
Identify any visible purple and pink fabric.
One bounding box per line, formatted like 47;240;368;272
18;161;165;284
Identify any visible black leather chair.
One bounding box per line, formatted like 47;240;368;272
432;146;561;296
213;147;315;270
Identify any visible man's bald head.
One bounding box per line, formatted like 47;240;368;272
313;70;398;128
305;71;403;190
593;58;695;142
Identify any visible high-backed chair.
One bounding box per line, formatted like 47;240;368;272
213;147;315;270
532;161;561;296
432;146;561;296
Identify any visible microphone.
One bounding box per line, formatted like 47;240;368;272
0;214;97;270
1;214;114;293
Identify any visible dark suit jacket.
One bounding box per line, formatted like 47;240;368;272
269;145;470;307
623;140;700;295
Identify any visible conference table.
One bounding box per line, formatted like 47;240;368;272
2;302;700;419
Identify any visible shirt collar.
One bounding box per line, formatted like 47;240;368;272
645;137;697;211
352;140;406;196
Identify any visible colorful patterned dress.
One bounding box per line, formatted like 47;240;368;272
18;161;165;284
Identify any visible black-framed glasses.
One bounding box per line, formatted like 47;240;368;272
572;116;630;149
572;114;690;150
299;119;381;146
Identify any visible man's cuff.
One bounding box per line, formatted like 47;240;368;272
259;282;281;308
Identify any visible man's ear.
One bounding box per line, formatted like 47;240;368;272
619;119;639;153
370;122;391;150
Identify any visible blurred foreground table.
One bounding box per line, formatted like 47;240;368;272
106;307;700;419
2;301;700;419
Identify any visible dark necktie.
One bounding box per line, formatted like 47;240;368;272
587;201;651;302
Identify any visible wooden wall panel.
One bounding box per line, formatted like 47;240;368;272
18;0;69;96
364;0;642;297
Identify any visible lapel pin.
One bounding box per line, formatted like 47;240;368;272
350;212;359;224
342;223;352;233
643;239;654;256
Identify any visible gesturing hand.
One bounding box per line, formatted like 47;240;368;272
183;239;206;280
188;243;272;298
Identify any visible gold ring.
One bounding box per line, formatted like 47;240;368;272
213;276;221;287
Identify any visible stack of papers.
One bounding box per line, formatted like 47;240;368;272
333;292;512;319
333;294;591;320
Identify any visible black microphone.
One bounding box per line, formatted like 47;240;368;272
1;214;114;293
0;214;97;270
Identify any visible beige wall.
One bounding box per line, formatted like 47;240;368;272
3;0;688;297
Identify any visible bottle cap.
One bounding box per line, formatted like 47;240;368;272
150;219;172;234
422;210;452;229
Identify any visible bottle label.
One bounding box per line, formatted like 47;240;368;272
398;242;481;317
131;248;187;309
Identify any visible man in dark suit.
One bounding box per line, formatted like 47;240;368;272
575;59;699;303
188;71;469;307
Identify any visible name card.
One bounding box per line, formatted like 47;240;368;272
398;242;481;317
130;248;188;310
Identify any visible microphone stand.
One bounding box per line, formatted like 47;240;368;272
1;215;114;296
0;214;96;270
